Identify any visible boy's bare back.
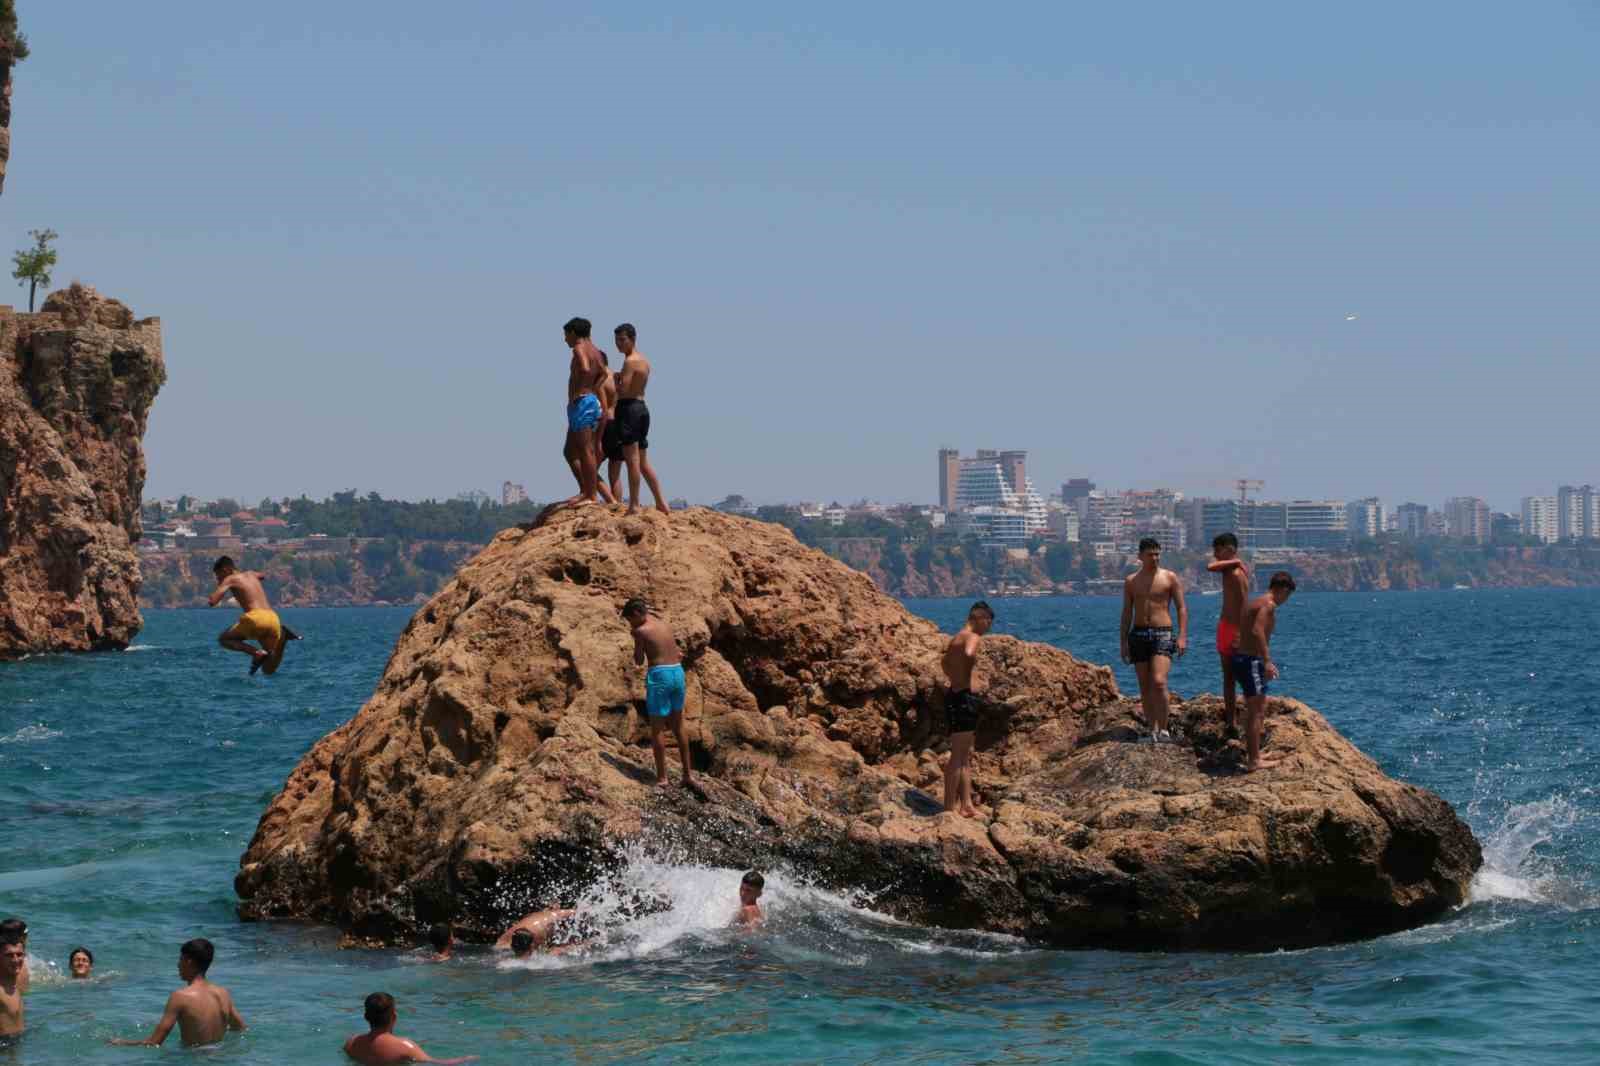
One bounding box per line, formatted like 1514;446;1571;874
170;980;241;1046
632;615;682;667
942;630;979;690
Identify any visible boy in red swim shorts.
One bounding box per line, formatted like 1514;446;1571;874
1207;532;1251;734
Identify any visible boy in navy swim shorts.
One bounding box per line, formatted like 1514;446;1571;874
623;598;692;787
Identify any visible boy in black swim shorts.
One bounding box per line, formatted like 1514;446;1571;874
1231;571;1296;773
940;601;993;818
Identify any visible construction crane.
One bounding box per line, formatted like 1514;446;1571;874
1235;479;1264;507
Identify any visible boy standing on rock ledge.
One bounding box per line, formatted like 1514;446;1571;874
623;598;692;787
1207;532;1252;735
941;601;993;818
1121;538;1188;743
1232;571;1296;773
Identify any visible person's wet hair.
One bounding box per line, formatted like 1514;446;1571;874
179;938;214;974
363;992;396;1028
70;947;94;965
968;601;994;621
0;918;24;942
741;870;764;892
510;930;535;955
1213;532;1239;550
621;597;648;620
614;323;636;342
212;556;235;575
1138;537;1160;553
1269;571;1297;591
427;923;451;951
563;317;592;338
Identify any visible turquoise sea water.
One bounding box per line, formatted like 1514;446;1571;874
4;591;1598;1064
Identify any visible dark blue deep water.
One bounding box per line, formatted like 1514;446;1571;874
4;591;1598;1063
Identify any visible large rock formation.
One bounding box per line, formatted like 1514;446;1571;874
237;507;1481;951
0;285;165;657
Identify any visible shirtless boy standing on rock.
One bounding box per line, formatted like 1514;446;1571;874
623;598;691;787
1231;571;1297;773
606;324;670;515
211;556;299;675
1121;538;1188;743
941;601;993;818
110;938;246;1048
1206;532;1252;734
560;317;611;507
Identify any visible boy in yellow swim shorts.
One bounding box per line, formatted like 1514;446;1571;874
209;556;298;675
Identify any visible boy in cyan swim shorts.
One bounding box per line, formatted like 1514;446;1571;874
623;598;693;787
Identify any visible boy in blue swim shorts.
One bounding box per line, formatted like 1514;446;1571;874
560;317;610;506
623;598;693;787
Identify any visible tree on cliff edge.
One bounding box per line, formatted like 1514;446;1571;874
11;226;55;311
0;0;28;200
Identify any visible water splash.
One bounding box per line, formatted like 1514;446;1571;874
0;724;64;744
495;843;1029;971
1469;796;1591;907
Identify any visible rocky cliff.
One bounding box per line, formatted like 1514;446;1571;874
0;285;165;657
237;507;1481;951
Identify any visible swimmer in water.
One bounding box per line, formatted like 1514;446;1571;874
1;932;25;1038
494;909;584;957
343;993;477;1066
209;556;300;674
733;871;765;928
0;920;25;994
109;938;246;1048
425;924;453;962
68;947;94;980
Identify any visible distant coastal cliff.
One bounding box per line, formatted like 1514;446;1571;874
812;537;1600;598
0;286;166;657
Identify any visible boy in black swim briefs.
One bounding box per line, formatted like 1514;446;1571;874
1231;571;1296;773
1120;538;1188;744
940;601;993;818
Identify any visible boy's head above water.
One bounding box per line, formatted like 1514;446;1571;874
510;930;536;958
740;870;765;905
178;938;213;979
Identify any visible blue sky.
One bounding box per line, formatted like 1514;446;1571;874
5;2;1595;510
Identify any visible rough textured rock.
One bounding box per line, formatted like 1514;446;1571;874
0;285;165;657
237;507;1481;950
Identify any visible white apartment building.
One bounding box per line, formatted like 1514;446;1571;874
1076;491;1129;542
1557;484;1598;541
501;481;528;506
1444;497;1492;544
1521;496;1559;544
1345;497;1385;538
955;458;1048;536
